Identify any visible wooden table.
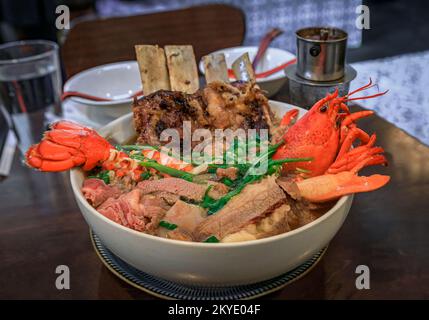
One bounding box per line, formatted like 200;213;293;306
1;88;428;299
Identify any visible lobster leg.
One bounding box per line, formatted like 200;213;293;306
340;110;373;144
342;110;374;127
337;127;370;159
296;160;390;202
329;133;386;174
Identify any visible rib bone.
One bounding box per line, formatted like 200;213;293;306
164;45;199;94
202;53;229;84
135;45;170;95
231;53;256;82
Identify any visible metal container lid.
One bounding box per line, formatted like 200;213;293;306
296;27;348;82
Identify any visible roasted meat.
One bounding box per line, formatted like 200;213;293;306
133;81;278;145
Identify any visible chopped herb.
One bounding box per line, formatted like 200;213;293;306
201;185;216;208
159;220;177;230
203;175;258;214
221;177;234;187
207;166;218;174
117;144;159;152
127;152;194;182
204;235;219;243
296;167;312;174
138;161;194;182
88;170;111;184
200;139;311;214
140;172;152;180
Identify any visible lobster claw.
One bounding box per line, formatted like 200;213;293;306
295;171;390;202
25;121;112;172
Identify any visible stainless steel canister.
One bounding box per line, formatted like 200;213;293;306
296;27;348;81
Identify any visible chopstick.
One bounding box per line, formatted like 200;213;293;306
252;28;283;69
227;58;296;79
61;89;144;102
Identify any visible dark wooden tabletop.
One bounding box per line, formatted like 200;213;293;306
1;84;428;299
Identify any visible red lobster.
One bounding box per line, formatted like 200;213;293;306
273;80;390;202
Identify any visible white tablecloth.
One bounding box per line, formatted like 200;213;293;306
351;50;429;146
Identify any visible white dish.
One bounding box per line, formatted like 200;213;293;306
70;101;352;286
199;46;295;97
63;61;141;121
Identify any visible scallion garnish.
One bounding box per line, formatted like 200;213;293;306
204;235;219;243
159;220;177;230
221;177;234;187
138;161;194;182
140;172;151;180
296;167;312;174
88;170;111;184
117;145;159;152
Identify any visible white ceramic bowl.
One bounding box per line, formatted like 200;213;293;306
199;46;295;97
63;61;142;122
70;101;352;286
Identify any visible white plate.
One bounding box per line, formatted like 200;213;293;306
70;100;352;286
199;46;295;82
63;61;142;106
199;47;294;97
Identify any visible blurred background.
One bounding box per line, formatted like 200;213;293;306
0;0;427;61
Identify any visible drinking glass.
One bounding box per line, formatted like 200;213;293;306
0;40;62;155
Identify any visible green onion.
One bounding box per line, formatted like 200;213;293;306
88;170;110;185
138;161;194;182
221;177;234;187
198;137;312;214
296;167;312;174
127;151;194;182
204;235;219;243
203;175;258;214
140;172;152;180
203;157;312;214
118;144;159;152
159;220;177;230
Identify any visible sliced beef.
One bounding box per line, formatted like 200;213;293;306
165;229;194;242
216;167;239;180
97;189;168;233
82;178;122;208
137;177;207;202
207;181;229;199
222;203;293;242
287;198;319;228
195;176;286;241
276;177;302;200
162;200;206;233
149;191;180;205
158;200;207;241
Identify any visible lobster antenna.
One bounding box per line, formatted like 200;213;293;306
345;90;389;102
347;78;380;97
